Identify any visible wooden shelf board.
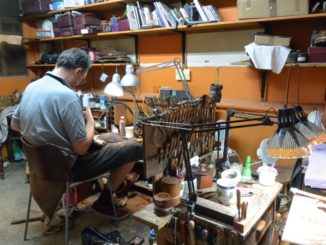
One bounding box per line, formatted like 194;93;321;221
26;63;129;69
253;12;326;23
218;98;325;113
179;21;263;33
230;60;326;68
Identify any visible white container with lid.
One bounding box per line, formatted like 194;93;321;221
257;166;278;186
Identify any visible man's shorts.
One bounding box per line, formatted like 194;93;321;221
71;133;143;181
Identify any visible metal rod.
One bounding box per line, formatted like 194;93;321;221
181;132;197;205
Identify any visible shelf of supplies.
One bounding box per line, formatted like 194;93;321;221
22;13;326;43
21;0;133;19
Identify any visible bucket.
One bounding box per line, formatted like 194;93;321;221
257;166;278;186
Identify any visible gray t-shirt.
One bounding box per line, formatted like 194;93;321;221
12;72;87;155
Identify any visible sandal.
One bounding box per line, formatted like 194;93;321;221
43;208;75;236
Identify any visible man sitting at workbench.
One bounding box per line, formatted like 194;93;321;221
11;48;143;232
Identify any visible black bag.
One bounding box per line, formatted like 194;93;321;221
81;226;127;245
40;51;59;64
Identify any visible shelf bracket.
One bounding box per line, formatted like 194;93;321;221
181;32;186;65
134;35;139;64
260;69;268;102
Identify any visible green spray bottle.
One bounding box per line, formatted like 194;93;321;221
241;156;252;182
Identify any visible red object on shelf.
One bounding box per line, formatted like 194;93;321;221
308;47;326;62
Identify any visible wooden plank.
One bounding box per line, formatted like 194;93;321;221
133;203;172;230
194;196;237;225
233;182;282;236
282;195;326;245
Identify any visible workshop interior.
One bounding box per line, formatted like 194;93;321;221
0;0;325;244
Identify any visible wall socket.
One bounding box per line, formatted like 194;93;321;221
175;68;190;81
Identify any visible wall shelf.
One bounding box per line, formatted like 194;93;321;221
22;13;326;43
26;63;130;69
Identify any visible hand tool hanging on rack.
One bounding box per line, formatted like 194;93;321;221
216;226;225;245
187;220;196;245
228;230;239;245
195;223;204;245
179;219;186;245
202;228;209;245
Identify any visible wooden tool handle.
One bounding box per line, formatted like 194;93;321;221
187;220;196;245
179;220;186;245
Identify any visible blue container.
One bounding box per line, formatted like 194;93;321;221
99;95;107;109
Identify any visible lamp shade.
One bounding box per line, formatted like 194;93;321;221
104;73;123;97
294;105;326;144
120;64;139;87
266;108;310;159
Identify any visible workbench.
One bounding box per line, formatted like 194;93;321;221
134;182;282;244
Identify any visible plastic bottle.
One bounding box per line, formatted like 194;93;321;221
99;94;107;109
241;155;252;182
148;228;157;245
119;116;126;137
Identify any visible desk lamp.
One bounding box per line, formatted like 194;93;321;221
266;66;310;159
104;72;123;97
120;64;139;127
294;105;326;145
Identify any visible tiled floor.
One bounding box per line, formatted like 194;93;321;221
0;162;150;244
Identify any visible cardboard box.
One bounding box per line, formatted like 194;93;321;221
57;14;74;28
276;0;308;16
63;0;84;8
21;0;51;15
254;34;291;47
237;0;308;19
237;0;276;19
73;13;101;26
308;47;326;62
111;19;130;32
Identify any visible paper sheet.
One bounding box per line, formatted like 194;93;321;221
245;42;290;74
282;195;326;245
305;144;326;189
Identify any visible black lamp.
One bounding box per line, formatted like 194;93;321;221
294;105;326;144
266;107;310;159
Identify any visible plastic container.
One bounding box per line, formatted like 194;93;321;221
257;166;278;186
99;95;107;109
216;178;236;206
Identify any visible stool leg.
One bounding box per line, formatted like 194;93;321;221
65;182;69;245
24;192;32;241
107;180;118;227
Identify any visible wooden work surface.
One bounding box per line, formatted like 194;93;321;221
234;182;282;236
134;182;282;237
133;203;172;231
282;194;326;245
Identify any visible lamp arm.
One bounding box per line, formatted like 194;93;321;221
136;60;192;100
107;99;134;121
125;90;137;127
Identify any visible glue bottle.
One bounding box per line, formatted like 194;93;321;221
241;155;252;182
